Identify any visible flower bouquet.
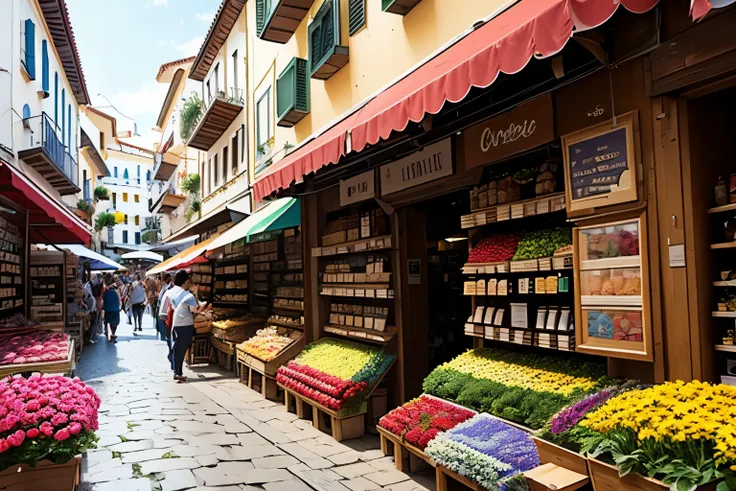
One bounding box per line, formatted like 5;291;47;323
276;338;395;412
425;413;540;489
422;348;607;429
0;331;70;366
0;374;100;489
378;395;475;449
577;381;736;490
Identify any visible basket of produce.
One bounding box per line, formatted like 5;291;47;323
211;315;265;343
194;311;213;334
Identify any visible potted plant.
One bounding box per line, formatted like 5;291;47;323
0;375;100;491
93;186;109;201
185;199;201;223
94;212;117;233
180;93;204;141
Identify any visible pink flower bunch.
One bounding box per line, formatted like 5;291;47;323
0;331;69;366
0;375;100;454
276;363;369;411
378;395;475;449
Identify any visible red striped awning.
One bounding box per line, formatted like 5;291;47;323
253;0;659;202
0;161;91;244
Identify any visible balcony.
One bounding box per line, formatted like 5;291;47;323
258;0;315;44
18;113;79;195
141;216;161;234
149;181;186;214
187;87;244;151
152;152;178;182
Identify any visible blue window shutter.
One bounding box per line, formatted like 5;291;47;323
24;20;36;80
67;105;71;148
41;41;49;92
54;73;58;122
61;89;66;144
123;168;129;180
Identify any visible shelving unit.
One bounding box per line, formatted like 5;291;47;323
0;215;24;314
708;202;736;377
460;192;566;229
213;257;248;305
30;250;65;326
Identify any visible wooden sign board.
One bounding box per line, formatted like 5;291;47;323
464;93;555;169
340;170;375;206
562;112;639;213
380;138;453;196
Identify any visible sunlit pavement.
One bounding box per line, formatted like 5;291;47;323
76;315;433;491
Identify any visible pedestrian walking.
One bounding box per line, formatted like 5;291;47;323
82;277;97;344
130;280;146;333
168;270;209;382
157;273;173;345
102;273;121;343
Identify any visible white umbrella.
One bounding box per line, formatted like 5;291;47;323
121;250;164;262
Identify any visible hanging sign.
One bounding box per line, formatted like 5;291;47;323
380;138;453;196
464;94;554;168
340;170;375;206
562;111;639;213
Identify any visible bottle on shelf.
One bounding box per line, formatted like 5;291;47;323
716;176;728;206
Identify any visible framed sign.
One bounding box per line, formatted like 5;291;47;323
562;112;639;213
464;93;555;168
380;138;453;196
340;170;375;206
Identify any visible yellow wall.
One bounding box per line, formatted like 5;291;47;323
246;0;511;187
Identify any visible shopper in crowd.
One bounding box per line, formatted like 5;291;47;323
168;270;209;382
122;283;133;326
93;274;105;341
157;273;173;344
130;280;147;333
145;277;158;321
82;276;97;344
102;273;122;343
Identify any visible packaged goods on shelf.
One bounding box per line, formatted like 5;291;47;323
275;287;303;298
267;314;303;328
215;293;248;302
211;315;265;344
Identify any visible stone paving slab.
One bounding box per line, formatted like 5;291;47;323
161;469;197;491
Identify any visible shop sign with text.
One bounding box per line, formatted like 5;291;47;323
465;94;554;168
380;138;453;196
340;170;375;206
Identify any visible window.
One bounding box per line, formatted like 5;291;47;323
123;168;129;181
22;19;36;80
207;159;212;194
41;40;49;94
122;231;128;244
123;193;128;203
83;170;88;200
54;73;58;123
124;214;128;225
214;153;219;186
222;145;228;183
67;104;71;148
214;64;220;95
206;80;211;104
232;134;239;174
137;165;140;184
348;0;366;36
114;166;118;178
61;89;65;144
134;215;140;226
255;0;273;37
146;170;151;182
135;232;141;245
308;0;346;79
256;88;271;152
134;194;139;203
241;124;245;164
232;50;239;93
112;192;117;207
277;57;310;127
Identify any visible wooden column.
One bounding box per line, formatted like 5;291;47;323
302;193;320;343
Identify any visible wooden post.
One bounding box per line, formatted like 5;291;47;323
436;466;448;491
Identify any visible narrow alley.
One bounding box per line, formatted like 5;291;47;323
77;317;432;491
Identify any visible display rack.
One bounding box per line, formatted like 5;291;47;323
213;257;248;306
0;214;24;315
30;250;65;327
63;251;83;357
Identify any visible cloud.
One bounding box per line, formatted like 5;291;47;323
175;36;204;56
195;11;214;23
145;0;168;7
104;83;168;131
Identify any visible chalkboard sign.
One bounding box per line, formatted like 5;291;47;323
562;112;639;213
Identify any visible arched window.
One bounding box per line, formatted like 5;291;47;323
123;168;129;181
22;104;31;120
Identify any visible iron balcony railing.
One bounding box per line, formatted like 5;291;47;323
22;113;78;186
142;216;161;233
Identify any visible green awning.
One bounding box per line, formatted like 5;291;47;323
205;197;300;252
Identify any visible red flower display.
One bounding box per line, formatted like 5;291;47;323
275;362;369;411
378;395;475;449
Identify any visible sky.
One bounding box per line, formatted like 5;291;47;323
66;0;221;145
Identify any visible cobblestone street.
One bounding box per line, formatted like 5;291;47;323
77;316;433;491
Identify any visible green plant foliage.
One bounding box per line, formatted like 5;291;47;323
94;212;117;232
185;200;202;223
76;199;89;212
0;431;98;472
94;186;109;200
180;174;201;196
179;93;204;141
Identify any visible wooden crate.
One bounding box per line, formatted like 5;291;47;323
532;437;588;476
280;384;368;442
377;425;434;473
236;336;304;376
0;339;75;378
186;334;213;366
210;336;236;372
240;362;280;399
0;457;81;491
586;458;707;491
435;464;484;491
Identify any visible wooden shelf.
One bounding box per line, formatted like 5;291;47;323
313;235;393;258
579;256;641;270
580;295;643;307
461;192;566;230
715;344;736;353
266;320;304;330
713;311;736;318
325;324;397;345
711;241;736;250
464;331;575;352
321;283;391;289
708;203;736;214
212;301;249;307
272;305;304;312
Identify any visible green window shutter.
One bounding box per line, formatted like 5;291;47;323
277;58;310;127
24;19;36;80
348;0;365;36
309;19;323;74
256;0;266;37
41;40;49;92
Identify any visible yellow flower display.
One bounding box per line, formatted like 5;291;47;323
582;380;736;467
442;350;599;396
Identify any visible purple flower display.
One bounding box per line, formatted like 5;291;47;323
446;414;540;478
549;388;615;434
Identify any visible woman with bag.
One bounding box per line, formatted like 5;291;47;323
102;274;122;343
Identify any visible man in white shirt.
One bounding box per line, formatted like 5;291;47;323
166;270;209;382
